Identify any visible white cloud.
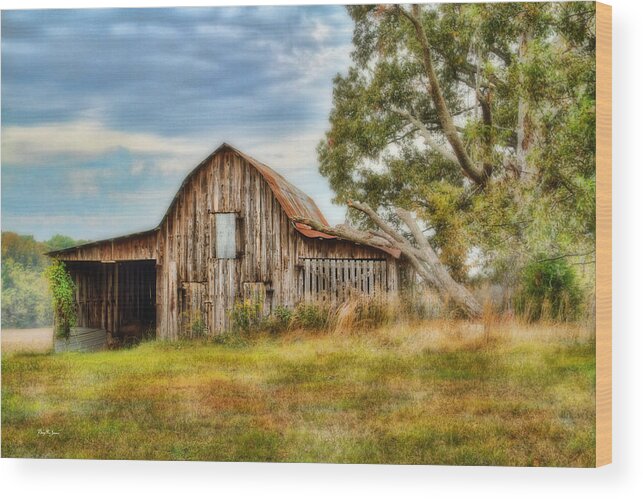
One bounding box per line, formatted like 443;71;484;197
130;160;147;175
1;118;346;229
1;119;211;173
193;23;243;40
67;169;100;198
0;211;154;242
107;189;175;204
271;43;352;88
311;21;331;42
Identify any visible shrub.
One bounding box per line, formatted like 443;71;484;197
45;260;77;339
261;305;293;334
515;256;583;322
400;289;443;321
229;299;263;334
211;329;248;347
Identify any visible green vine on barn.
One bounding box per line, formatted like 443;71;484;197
45;260;77;339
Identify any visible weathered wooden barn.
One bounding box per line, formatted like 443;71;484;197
48;144;404;340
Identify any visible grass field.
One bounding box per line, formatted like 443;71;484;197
1;320;596;466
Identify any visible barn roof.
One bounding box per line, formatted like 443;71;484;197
48;143;399;258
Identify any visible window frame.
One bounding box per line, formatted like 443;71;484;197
210;211;243;260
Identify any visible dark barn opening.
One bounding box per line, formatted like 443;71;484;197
67;260;156;342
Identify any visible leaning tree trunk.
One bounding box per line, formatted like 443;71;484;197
294;201;483;319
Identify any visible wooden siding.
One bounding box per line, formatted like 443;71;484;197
300;258;391;304
52;230;158;262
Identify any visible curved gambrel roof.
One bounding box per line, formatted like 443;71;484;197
158;143;336;241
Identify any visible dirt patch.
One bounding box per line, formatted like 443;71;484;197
2;328;54;354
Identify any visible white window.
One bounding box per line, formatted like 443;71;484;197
215;213;237;259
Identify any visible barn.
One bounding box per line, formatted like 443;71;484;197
48;143;405;340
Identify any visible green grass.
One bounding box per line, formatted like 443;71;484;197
1;321;596;466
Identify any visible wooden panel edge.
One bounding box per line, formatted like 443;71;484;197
595;1;612;468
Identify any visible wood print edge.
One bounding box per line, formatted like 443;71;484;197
595;1;612;467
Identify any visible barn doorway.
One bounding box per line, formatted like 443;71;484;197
116;260;157;340
67;260;157;342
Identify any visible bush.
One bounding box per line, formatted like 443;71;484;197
229;301;294;336
291;302;329;331
400;289;443;321
515;257;583;322
211;329;248;347
1;259;52;328
1;232;88;329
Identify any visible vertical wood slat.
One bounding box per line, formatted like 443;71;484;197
304;259;311;302
330;259;338;302
298;258;388;302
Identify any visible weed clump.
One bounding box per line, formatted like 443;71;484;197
180;310;208;340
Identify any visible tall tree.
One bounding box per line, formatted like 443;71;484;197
310;2;596;317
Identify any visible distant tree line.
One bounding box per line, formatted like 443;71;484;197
1;232;86;329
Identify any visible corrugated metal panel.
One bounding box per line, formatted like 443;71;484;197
54;327;107;353
233;148;329;227
293;222;337;239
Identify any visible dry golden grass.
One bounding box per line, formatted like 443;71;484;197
1;319;595;466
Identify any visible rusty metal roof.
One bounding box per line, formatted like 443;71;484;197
228;145;399;257
47;143;400;259
230;145;331;236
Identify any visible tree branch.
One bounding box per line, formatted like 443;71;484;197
396;4;488;187
390;107;458;164
395;207;483;317
477;88;494;177
347;200;408;245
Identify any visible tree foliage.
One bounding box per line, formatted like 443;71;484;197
318;3;596;285
1;258;52;329
1;232;49;269
1;232;85;329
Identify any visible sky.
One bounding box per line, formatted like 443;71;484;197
1;5;354;242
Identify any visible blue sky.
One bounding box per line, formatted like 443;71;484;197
1;5;354;241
